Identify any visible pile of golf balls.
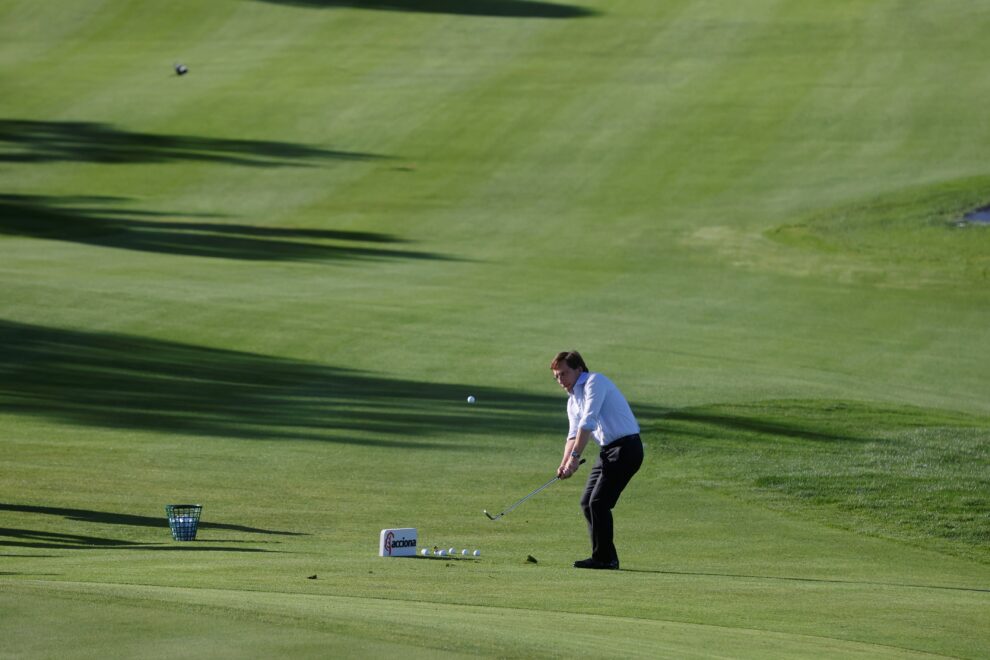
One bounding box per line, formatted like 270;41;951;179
420;547;480;557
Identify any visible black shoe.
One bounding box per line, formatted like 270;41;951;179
573;557;619;570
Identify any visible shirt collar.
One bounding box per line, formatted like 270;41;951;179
572;371;590;393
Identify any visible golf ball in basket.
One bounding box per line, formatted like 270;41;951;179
466;395;476;404
473;550;480;557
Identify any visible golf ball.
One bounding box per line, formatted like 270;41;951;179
466;395;476;404
473;550;480;557
438;549;447;557
421;548;429;556
461;549;468;556
448;547;455;555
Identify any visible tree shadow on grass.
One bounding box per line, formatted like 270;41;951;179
8;320;877;451
0;320;899;451
256;0;597;19
0;528;135;549
659;408;868;444
0;119;384;167
0;319;577;447
0;504;303;536
0;528;278;551
0;572;62;575
0;194;453;262
640;400;921;446
651;400;988;447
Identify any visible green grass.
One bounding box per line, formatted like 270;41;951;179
658;401;990;559
767;176;990;286
2;0;990;657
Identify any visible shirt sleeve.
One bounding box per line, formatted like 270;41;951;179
577;373;605;432
566;396;579;440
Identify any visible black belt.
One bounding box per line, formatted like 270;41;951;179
604;433;640;449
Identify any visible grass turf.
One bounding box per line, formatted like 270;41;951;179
2;0;989;657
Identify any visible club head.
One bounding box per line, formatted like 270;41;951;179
483;509;499;520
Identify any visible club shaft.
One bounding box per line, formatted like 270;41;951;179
497;476;559;516
491;459;586;518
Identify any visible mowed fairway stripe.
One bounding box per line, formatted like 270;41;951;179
3;580;948;659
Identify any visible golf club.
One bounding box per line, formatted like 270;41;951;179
484;459;585;520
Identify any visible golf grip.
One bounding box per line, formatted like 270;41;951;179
566;458;587;472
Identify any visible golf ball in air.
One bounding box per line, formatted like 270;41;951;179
466;396;476;404
473;550;480;557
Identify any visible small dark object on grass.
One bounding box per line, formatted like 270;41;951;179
175;63;189;75
307;574;317;580
526;555;538;564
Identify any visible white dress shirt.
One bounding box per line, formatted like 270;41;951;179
567;372;640;447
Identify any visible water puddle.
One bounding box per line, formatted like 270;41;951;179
962;206;990;224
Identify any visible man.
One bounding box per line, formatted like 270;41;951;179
551;351;644;570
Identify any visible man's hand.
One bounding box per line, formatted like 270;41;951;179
557;455;582;479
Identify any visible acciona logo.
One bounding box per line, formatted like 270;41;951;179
384;529;416;556
384;530;395;555
378;527;419;557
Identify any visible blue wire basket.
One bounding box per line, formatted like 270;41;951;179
165;504;202;541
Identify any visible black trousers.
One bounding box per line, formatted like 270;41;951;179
580;434;644;563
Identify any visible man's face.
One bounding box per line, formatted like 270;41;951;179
552;363;581;393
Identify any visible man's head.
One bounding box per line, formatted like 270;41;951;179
551;351;588;393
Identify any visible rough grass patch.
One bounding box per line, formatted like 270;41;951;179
646;400;990;561
766;176;990;285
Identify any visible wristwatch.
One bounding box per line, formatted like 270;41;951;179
570;451;581;459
